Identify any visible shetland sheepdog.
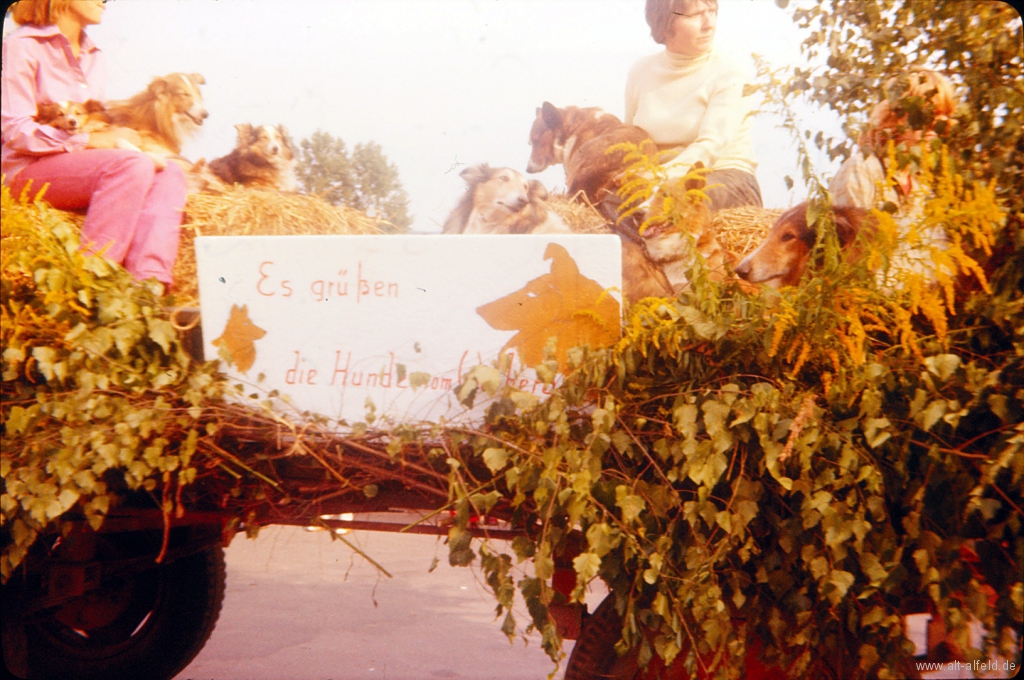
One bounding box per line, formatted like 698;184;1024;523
206;124;297;192
442;164;571;235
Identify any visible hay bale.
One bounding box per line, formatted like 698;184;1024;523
546;193;783;259
712;206;784;257
173;186;385;302
546;192;609;234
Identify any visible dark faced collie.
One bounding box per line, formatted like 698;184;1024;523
207;124;298;191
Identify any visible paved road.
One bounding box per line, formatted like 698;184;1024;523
176;524;604;680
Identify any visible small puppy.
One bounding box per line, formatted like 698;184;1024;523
734;203;873;287
34;99;108;134
34;99;170;169
443;164;571;235
207;124;298;191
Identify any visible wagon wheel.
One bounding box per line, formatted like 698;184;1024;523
564;594;870;680
563;594;692;680
7;531;225;680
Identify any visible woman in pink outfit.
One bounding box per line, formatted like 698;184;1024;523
2;0;185;289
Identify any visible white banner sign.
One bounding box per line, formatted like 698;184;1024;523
195;235;622;425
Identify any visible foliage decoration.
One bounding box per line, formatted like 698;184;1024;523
442;142;1022;674
0;183;225;579
435;3;1024;673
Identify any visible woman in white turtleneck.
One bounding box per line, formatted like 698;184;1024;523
626;0;762;211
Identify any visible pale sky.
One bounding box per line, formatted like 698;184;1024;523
5;0;844;232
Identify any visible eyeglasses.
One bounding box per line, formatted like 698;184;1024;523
673;8;717;19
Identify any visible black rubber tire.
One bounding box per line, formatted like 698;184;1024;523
564;594;698;680
564;594;642;680
22;542;226;680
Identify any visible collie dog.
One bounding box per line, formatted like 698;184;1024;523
526;101;651;210
442;164;571;235
34;99;108;134
34;99;172;169
526;103;675;303
734;203;873;287
104;73;208;157
639;162;738;292
206;124;297;191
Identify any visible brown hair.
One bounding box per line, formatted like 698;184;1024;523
9;0;76;26
645;0;718;45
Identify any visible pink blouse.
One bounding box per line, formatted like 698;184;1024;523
1;23;107;182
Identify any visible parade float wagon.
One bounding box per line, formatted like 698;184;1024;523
2;181;1021;680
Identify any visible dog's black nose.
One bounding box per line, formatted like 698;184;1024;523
734;260;751;280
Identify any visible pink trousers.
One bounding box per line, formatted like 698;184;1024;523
8;149;186;286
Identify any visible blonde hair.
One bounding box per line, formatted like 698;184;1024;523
9;0;76;26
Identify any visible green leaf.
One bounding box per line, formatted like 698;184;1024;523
501;611;516;639
917;400;948;432
615;486;647;524
482;447;509;474
573;551;602;582
586;522;622;557
147;317;176;354
924;354;961;381
828;569;856;602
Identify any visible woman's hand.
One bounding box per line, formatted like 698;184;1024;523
87;126;144;150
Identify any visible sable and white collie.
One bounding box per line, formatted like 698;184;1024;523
442;164;571;235
638;162;739;293
526;101;652;210
34;99;108;134
103;72;208;157
34;99;173;169
206;124;297;192
734;203;873;287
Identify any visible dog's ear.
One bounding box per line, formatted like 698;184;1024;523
541;102;562;131
460;164;491;186
277;125;295;146
189;73;206;86
527;180;549;202
83;99;106;114
833;206;867;248
35;101;59;122
234;123;254;141
147;77;169;96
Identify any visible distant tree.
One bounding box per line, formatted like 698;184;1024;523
296;130;412;233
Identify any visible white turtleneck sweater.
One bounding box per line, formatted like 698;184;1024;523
625;47;757;180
